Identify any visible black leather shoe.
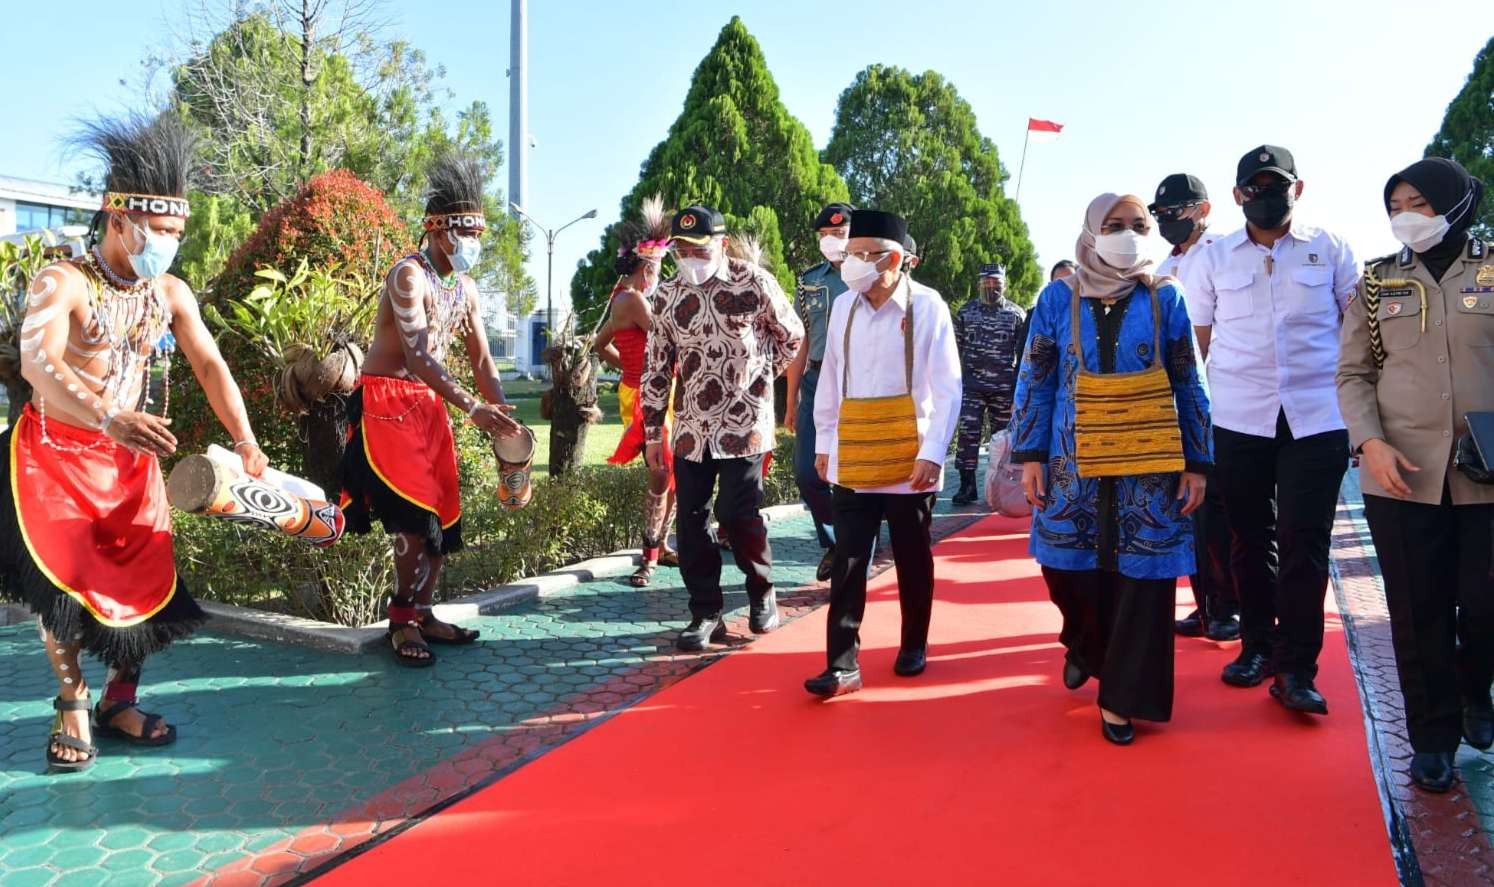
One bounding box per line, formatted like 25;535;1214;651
1100;716;1135;746
804;668;863;698
1174;609;1205;637
749;590;779;635
816;547;835;582
1205;614;1242;642
676;615;728;651
951;470;979;506
1063;658;1089;690
893;648;927;677
1463;701;1494;750
1270;674;1329;715
1221;651;1273;687
1409;752;1457;793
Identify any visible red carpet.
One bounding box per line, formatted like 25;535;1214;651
318;515;1395;886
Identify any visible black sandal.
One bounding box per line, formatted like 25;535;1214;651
417;609;480;646
47;696;98;773
390;624;436;667
629;562;656;588
657;551;680;568
94;699;177;747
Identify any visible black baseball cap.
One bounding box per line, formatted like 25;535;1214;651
671;205;727;244
813;203;855;230
1149;174;1208;212
978;262;1006;279
1236;145;1297;187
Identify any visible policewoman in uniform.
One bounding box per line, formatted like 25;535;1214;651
952;262;1027;504
1338;158;1494;793
786;203;854;582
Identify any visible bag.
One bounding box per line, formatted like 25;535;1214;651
1455;411;1494;485
836;296;920;490
1070;280;1185;478
984;427;1030;517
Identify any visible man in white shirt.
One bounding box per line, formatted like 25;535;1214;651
1181;146;1357;716
804;210;962;698
1149;173;1239;643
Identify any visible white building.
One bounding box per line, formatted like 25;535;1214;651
0;175;99;240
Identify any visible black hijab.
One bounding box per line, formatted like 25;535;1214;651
1383;157;1485;280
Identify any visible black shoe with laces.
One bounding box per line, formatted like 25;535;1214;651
1221;651;1273;687
676;615;728;651
951;470;979;506
1205;614;1242;642
1270;673;1329;715
1175;609;1206;637
1410;752;1456;793
805;668;863;698
749;590;779;635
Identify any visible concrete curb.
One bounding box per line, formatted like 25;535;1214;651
208;502;812;654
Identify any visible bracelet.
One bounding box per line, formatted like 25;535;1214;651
232;440;258;451
99;408;121;434
467;400;483;417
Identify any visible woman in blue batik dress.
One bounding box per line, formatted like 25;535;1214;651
1010;192;1212;746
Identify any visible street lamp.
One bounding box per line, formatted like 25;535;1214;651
509;203;598;339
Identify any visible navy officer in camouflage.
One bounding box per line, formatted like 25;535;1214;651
785;202;854;580
951;262;1027;505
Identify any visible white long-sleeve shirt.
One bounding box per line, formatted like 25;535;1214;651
814;275;962;494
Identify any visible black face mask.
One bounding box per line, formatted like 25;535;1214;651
1242;192;1293;229
1158;218;1196;246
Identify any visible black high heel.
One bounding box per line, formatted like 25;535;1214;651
1100;715;1134;746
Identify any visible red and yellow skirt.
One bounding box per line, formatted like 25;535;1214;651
339;375;463;554
0;404;203;663
609;381;674;484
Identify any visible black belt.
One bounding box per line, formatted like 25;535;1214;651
808;359;823;371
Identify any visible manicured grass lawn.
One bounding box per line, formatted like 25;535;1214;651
505;378;626;478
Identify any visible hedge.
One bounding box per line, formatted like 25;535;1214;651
173;425;803;626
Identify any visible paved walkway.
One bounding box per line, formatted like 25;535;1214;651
2;466;1492;886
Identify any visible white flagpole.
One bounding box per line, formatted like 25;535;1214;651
1015;124;1032;204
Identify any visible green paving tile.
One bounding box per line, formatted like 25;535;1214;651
49;844;108;869
4;844;55;867
3;868;55;887
101;848;156;871
150;849;206;874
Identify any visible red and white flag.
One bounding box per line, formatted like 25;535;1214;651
1027;117;1063;143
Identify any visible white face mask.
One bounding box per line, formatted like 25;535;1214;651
1094;230;1148;269
1389;211;1451;254
677;255;719;286
840;255;889;293
446;234;481;273
819;234;848;264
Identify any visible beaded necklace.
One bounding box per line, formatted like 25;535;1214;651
413;251;470;364
37;250;172;452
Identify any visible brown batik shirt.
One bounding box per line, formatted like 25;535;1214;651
642;257;804;462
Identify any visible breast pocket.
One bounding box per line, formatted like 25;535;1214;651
1289;266;1338;318
1376;294;1423;352
1212;272;1255;321
1455;292;1494;348
797;286;827;328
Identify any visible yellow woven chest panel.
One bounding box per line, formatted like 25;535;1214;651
1073;365;1184;478
837;393;919;489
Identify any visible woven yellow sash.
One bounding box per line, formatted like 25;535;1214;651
836;295;919;490
1071;281;1184;478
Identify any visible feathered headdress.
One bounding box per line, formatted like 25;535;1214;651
73;112;196;226
727;234;764;268
423;149;489;232
613;195;672;275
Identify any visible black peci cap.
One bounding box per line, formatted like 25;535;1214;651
1149;173;1209;212
671;205;727;244
1236;145;1297;187
848;209;908;244
813;202;855;230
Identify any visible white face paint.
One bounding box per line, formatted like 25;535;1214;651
390;263;429;352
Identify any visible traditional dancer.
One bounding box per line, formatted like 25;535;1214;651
0;113;268;771
341;149;521;667
595;196;677;587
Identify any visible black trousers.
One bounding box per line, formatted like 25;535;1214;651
674;449;773;619
825;487;935;672
1364;488;1494;752
1189;481;1238;620
1214;412;1349;677
1044;567;1176;722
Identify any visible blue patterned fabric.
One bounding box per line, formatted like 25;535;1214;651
1010;279;1212;580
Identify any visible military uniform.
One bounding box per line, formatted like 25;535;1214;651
1338;236;1494;755
952;272;1026;500
794;259;847;550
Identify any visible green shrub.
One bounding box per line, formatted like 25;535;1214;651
175;430;802;626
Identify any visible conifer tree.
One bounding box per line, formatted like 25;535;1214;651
1427;36;1494;238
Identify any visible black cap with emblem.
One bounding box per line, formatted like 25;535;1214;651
671;205;726;244
813;202;855;230
1149;173;1209;212
1236;145;1297;186
978;262;1006;279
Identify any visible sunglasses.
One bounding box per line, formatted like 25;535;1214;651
1239;182;1293;200
1150;202;1202;222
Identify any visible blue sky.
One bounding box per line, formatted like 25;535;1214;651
4;1;1488;310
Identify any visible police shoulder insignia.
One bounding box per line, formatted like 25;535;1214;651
1471;238;1487;260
